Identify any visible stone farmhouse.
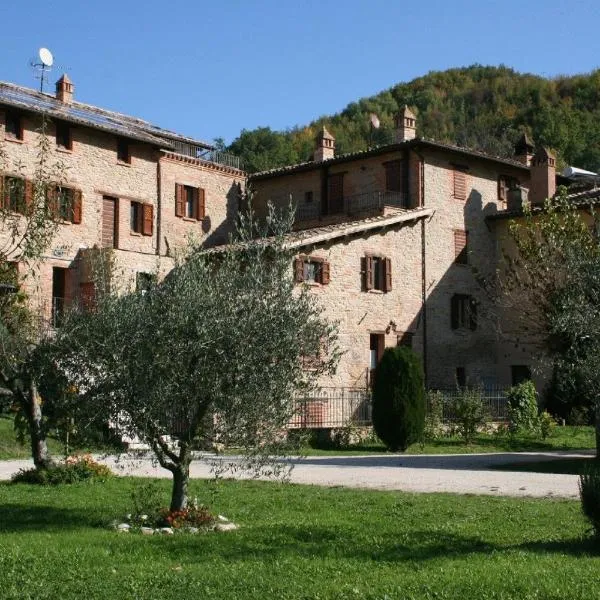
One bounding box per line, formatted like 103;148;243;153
0;76;579;398
248;109;570;391
0;76;244;325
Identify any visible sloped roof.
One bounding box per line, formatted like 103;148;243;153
202;207;434;254
0;81;213;150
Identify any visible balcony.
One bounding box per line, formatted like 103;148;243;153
170;142;243;171
295;190;410;225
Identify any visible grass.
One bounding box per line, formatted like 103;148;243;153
302;426;596;456
1;477;599;599
0;414;65;460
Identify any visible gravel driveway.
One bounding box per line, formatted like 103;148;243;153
0;451;590;499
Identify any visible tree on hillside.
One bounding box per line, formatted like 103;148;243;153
489;189;600;453
47;207;340;510
0;118;67;467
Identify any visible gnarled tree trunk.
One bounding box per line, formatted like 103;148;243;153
20;381;52;469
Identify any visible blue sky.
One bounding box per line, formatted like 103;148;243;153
2;0;600;146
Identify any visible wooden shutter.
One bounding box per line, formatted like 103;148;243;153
454;230;468;264
384;160;402;192
47;185;58;218
469;297;477;330
453;169;466;200
72;190;82;224
197;188;206;220
294;257;304;283
175;183;184;217
383;257;392;292
80;282;96;311
0;176;5;210
142;204;153;236
498;176;507;202
320;260;330;285
328;173;344;214
364;256;374;290
23;180;33;214
377;334;385;365
451;295;459;329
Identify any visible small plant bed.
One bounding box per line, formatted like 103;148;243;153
0;477;599;599
11;454;113;485
494;456;598;475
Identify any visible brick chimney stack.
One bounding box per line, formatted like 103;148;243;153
529;147;556;205
394;106;417;143
514;133;535;166
314;126;335;162
56;74;74;104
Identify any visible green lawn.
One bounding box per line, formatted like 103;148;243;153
0;414;65;460
303;426;596;456
1;477;599;599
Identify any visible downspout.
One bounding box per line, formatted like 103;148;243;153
156;151;162;256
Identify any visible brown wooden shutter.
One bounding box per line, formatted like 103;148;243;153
80;282;96;311
364;256;374;290
294;257;304;283
377;334;385;365
451;295;459;329
469;297;477;330
142;204;153;236
175;183;184;217
321;260;330;285
197;188;206;220
24;180;33;213
72;190;82;224
453;169;466;200
47;185;58;218
454;230;468;264
383;257;392;292
498;176;507;202
0;176;5;210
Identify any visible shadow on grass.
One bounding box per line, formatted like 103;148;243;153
0;503;105;532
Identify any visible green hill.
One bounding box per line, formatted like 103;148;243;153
228;65;600;173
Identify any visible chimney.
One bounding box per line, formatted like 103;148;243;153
506;183;528;212
56;74;74;104
514;133;534;166
314;126;335;162
394;105;417;142
529;147;556;205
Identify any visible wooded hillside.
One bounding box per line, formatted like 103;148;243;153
228;65;600;173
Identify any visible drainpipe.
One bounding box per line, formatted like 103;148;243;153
156;152;162;256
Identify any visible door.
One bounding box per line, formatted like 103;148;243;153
102;196;118;248
52;267;66;326
328;173;344;214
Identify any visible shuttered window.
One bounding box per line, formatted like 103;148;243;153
293;256;330;285
56;121;72;151
453;168;467;200
454;229;468;265
131;201;153;236
384;160;408;195
451;294;477;330
117;139;130;163
175;183;205;221
2;176;26;214
363;255;392;292
47;185;82;224
4;111;23;140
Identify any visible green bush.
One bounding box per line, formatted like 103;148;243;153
372;346;425;452
539;410;557;440
579;460;600;539
424;390;445;441
11;454;113;485
506;380;540;434
450;387;488;443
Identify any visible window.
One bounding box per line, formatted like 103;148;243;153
397;332;414;349
47;186;82;223
294;256;330;285
451;294;477;330
363;255;392;292
55;121;72;150
304;191;313;203
2;176;28;214
453;167;467;200
369;333;385;386
4;111;23;140
175;183;205;221
511;365;532;386
498;175;518;204
130;201;153;236
454;230;468;265
327;173;344;214
136;272;153;294
383;159;408;196
456;367;466;388
117;138;130;163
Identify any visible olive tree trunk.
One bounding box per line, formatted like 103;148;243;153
23;381;52;469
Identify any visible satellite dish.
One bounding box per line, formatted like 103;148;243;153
39;48;54;67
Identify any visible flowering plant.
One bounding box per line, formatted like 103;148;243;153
159;504;215;529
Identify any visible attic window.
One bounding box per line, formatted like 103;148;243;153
56;121;72;150
117;138;130;163
5;111;23;140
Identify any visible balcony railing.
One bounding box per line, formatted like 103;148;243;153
295;190;409;223
171;142;243;170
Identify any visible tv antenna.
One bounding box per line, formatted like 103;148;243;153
30;48;54;93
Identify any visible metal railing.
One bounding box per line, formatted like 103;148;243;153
289;387;372;429
171;142;243;170
429;387;510;422
295;190;409;223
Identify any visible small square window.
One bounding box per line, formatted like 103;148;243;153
185;186;197;219
117;139;130;163
136;272;153;294
56;187;73;221
451;294;477;330
5;111;22;140
364;255;392;292
130;201;143;233
56;121;72;150
294;256;330;285
3;176;26;214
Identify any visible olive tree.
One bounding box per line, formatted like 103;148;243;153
49;209;339;510
0;118;66;467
